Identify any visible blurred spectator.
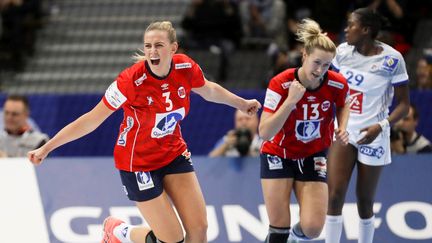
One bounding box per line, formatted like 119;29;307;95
414;57;432;90
393;104;432;153
239;0;287;50
181;0;242;82
0;95;48;157
209;109;262;157
0;0;44;70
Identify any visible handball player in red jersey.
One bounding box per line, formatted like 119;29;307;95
28;21;261;243
259;19;350;243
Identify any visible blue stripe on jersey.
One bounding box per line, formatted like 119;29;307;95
392;80;409;86
330;64;340;72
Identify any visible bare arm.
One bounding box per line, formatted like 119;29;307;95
357;84;410;144
192;79;261;115
334;101;351;145
388;83;410;125
208;130;236;157
28;101;115;164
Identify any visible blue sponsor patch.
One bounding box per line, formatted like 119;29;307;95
359;146;385;158
156;113;183;131
381;56;399;72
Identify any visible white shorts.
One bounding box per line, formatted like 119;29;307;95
347;126;391;166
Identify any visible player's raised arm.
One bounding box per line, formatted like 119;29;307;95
28;101;114;165
192;78;261;115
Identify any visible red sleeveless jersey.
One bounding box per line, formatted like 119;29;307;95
102;54;205;171
261;68;349;159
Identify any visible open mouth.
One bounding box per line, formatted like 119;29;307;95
150;58;160;65
312;73;320;79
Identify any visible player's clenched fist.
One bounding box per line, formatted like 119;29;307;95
28;147;49;165
287;80;306;104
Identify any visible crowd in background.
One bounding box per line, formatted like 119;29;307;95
0;0;431;157
0;0;44;71
179;0;432;90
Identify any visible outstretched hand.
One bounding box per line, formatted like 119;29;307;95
240;99;261;116
28;147;49;166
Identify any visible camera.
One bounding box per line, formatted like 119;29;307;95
235;128;253;156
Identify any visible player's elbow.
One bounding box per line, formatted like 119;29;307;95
259;125;273;141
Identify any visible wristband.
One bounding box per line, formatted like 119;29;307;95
378;119;390;131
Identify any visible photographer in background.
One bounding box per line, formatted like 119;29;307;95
209;109;262;157
391;104;432;154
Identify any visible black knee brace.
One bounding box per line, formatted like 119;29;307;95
264;225;290;243
145;231;157;243
145;231;184;243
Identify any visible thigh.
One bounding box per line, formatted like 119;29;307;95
356;163;383;203
163;172;207;234
294;181;328;226
135;192;184;242
261;178;294;227
327;143;357;194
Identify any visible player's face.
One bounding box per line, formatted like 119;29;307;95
302;48;334;83
3;100;28;133
235;110;258;134
344;13;364;45
143;30;178;74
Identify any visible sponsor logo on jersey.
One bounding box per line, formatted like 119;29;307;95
328;80;344;89
147;96;153;105
105;81;127;109
307;96;316;102
151;108;185;138
267;155;283;170
381;56;399;72
359;145;385;158
321;100;331;111
135;171;155;190
175;62;192;69
295;119;321;143
134;73;146;86
117;116;134;146
178;86;186;98
182;149;193;164
314;157;327;178
264;89;282;111
349;89;363;114
281;81;292;89
161;83;169;91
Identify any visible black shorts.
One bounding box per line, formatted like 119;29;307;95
260;150;328;182
119;152;194;202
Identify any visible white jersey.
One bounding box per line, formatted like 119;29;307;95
332;41;409;131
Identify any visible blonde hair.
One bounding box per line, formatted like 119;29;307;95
133;21;177;62
296;18;336;55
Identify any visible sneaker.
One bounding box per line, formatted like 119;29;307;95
101;216;124;243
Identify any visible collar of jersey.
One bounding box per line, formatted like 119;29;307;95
145;60;173;80
294;68;328;92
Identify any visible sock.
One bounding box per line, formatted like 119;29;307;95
264;225;290;243
289;222;312;241
325;215;343;243
113;223;136;243
358;216;375;243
